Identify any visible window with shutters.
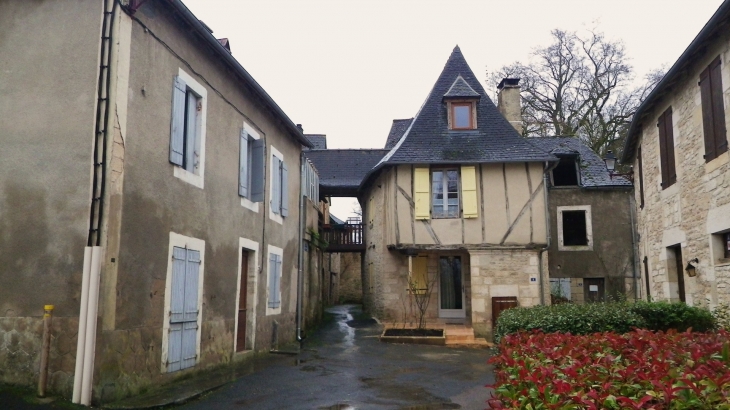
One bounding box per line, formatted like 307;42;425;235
432;169;459;218
557;205;593;251
700;56;728;163
162;233;205;373
239;124;265;211
414;166;478;220
657;107;676;189
266;246;284;316
269;146;288;224
169;69;207;189
409;256;429;295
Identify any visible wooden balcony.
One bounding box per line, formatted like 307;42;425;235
321;223;365;252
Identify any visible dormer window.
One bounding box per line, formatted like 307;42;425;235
551;156;580;186
450;102;475;129
443;75;480;130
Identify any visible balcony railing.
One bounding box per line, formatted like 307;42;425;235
321;223;365;252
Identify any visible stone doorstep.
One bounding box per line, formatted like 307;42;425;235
383;323;492;348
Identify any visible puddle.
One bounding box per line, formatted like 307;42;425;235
299;364;320;372
336;312;356;347
319;403;356;410
400;404;461;410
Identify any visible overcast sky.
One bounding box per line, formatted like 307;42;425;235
183;0;724;219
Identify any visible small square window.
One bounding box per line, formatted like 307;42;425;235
711;230;730;264
551;157;579;186
449;102;475;130
557;205;593;251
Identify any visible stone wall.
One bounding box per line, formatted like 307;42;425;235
633;36;730;307
337;253;363;304
469;249;547;339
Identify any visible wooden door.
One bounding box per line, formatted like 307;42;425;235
492;297;518;328
583;278;605;303
673;246;686;303
236;251;248;352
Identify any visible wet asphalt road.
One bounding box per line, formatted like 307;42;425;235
180;305;494;410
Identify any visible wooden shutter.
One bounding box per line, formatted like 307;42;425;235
268;253;281;308
239;130;249;198
167;246;187;372
271;156;281;214
281;162;289;217
657;108;675;188
701;63;717;161
250;139;265;202
461;165;478;218
181;249;200;370
637;146;645;209
184;92;198;173
710;57;728;157
411;256;428;295
169;76;186;166
414;167;430;220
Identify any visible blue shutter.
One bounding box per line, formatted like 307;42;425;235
239;130;249;198
274;254;282;308
271;156;281;214
181;249;200;370
281;162;289;217
167;247;187;372
185;92;198;173
268;253;278;308
250;139;265;203
169;76;186;166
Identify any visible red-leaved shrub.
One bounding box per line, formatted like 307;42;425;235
487;329;730;409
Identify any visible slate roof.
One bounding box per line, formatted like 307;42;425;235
529;137;632;188
380;46;555;165
443;75;480;99
384;119;413;149
305;149;389;193
330;213;346;225
304;134;327;150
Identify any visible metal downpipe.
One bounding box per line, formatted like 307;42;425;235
296;152;306;344
539;161;557;305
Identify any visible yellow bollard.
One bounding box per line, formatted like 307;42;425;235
38;305;54;397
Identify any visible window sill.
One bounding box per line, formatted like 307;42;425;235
431;216;461;220
715;258;730;267
241;197;259;212
660;182;678;199
557;245;593;252
705;151;728;174
174;166;204;189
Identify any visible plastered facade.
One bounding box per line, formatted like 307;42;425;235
632;34;730;307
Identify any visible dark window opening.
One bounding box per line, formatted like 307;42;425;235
725;232;730;259
562;210;587;246
552;157;579;186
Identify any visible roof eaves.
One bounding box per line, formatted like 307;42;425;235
151;1;312;148
622;0;730;163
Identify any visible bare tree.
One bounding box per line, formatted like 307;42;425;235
492;28;665;158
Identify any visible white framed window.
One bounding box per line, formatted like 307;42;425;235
239;123;265;212
269;146;288;224
169;68;207;189
266;245;284;316
446;100;477;130
432;168;459;218
304;159;319;205
557;205;593;251
161;232;205;373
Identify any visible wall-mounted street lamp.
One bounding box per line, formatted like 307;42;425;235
603;150;634;182
685;258;699;277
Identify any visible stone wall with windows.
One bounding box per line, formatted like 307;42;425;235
632;36;730;307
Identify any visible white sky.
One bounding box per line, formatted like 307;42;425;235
183;0;724;219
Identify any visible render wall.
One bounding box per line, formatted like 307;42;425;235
547;188;637;301
633;34;730;307
91;2;317;402
0;0;103;395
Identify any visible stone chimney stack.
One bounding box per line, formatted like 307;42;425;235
497;78;521;132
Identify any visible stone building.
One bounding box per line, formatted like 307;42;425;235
529;138;636;303
358;47;556;340
0;0;328;404
623;0;730;307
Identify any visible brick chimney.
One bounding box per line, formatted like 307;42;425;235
497;78;521;132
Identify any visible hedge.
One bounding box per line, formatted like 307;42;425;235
494;301;716;342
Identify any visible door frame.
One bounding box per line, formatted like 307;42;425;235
438;255;466;319
234;238;259;354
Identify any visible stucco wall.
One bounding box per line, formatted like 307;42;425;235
90;2;313;402
633;34;730;307
548;188;637;301
0;0;103;395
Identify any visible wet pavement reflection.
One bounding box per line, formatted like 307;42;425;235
179;305;494;410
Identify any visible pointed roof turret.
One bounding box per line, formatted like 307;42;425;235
377;46;555;166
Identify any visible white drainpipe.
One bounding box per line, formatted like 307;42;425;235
72;247;93;403
80;246;103;405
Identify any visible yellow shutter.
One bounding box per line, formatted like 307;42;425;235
414;167;430;220
461;165;478;218
411;256;428;295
